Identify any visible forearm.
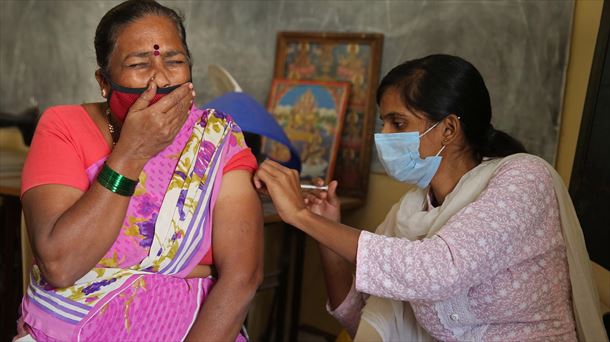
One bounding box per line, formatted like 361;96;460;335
41;187;129;282
185;276;259;341
27;154;146;287
292;210;361;264
317;242;355;310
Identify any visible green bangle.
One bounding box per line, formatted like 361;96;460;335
97;163;138;196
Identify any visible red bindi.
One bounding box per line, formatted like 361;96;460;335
153;44;160;56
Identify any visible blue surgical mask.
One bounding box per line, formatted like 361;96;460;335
374;122;446;188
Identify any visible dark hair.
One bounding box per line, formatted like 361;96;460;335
94;0;191;76
376;54;526;161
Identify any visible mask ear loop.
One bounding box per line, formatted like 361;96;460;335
430;115;461;156
419;121;440;137
435;144;447;156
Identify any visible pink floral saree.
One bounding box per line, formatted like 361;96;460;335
19;108;249;341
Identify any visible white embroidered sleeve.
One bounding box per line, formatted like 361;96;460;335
326;279;368;337
355;157;561;301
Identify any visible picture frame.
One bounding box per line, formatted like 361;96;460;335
273;31;384;199
262;79;351;184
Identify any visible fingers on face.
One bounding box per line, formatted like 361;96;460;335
168;97;190;125
129;81;158;112
154;83;193;113
140;81;157;102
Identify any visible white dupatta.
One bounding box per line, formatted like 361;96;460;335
355;154;607;342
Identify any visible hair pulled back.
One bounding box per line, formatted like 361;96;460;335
376;54;526;160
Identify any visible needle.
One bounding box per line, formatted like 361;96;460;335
300;184;329;191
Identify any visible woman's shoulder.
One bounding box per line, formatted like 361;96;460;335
490;153;554;186
34;104;106;157
38;104;90;129
41;104;88;117
496;153;551;172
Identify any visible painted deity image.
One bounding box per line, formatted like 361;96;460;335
263;80;350;183
283;41;372;189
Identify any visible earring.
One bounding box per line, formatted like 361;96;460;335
101;89;107;98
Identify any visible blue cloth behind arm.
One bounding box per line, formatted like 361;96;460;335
203;92;301;171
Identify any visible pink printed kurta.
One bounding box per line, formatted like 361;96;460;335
330;156;577;341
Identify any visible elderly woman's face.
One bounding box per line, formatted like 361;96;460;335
107;15;190;88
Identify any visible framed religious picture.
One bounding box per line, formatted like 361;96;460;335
262;79;350;184
273;31;384;199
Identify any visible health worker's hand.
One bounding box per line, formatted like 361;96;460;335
253;160;307;226
303;178;341;223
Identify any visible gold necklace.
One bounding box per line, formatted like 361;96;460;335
105;107;120;145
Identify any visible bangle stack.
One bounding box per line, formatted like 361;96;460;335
97;163;138;196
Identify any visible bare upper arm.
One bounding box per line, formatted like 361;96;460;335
212;170;263;278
